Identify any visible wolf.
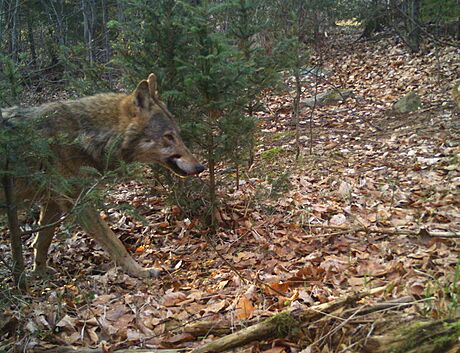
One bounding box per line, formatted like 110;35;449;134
1;74;204;278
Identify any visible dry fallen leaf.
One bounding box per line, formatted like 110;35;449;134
206;300;228;314
162;292;188;307
161;333;195;347
236;296;255;320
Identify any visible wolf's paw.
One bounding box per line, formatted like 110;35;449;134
137;267;164;278
148;267;164;278
30;265;57;279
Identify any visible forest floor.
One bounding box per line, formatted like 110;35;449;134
1;28;460;353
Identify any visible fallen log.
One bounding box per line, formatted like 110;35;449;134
191;286;386;353
185;296;415;338
184;320;233;336
302;224;460;238
364;317;460;353
35;348;184;353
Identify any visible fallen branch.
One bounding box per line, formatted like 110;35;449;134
36;347;184;353
191;286;386;353
185;296;416;338
302;224;460;238
342;296;416;318
364;317;460;353
184;320;233;336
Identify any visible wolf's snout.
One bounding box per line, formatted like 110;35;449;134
195;164;205;174
165;155;204;177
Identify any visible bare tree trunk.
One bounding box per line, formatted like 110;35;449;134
101;0;113;83
116;0;125;23
0;108;26;291
10;0;19;62
101;0;111;63
457;0;460;40
2;165;26;290
26;1;37;67
207;129;217;229
40;0;66;45
404;0;421;52
53;0;65;46
82;0;96;64
312;10;320;44
0;0;5;48
40;0;66;67
293;71;301;160
361;0;387;39
247;105;255;168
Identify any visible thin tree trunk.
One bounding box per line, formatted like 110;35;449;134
101;0;110;63
207;129;217;229
10;0;19;62
247;105;255;168
40;0;65;67
101;0;113;83
0;0;5;48
293;70;301;160
236;0;257;169
54;0;65;46
82;0;96;64
405;0;421;52
40;0;66;45
2;166;26;290
26;1;37;67
457;0;460;40
0;108;26;291
116;0;125;23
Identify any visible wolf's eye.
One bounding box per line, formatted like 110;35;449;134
164;134;175;142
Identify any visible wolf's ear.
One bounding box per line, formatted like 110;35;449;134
147;73;158;99
134;80;150;110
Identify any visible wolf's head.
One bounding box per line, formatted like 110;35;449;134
121;74;204;177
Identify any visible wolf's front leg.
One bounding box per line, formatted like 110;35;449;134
78;206;162;278
31;202;61;277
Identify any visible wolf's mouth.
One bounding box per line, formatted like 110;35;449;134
165;157;191;177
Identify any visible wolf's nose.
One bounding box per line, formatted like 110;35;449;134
195;164;205;174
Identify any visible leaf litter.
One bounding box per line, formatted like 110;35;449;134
1;28;459;352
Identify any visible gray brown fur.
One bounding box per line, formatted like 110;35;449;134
1;74;204;278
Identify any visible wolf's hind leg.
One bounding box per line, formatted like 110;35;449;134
78;207;162;278
31;202;60;277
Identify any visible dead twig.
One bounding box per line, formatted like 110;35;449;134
203;231;289;297
302;223;460;238
37;348;184;353
192;286;387;353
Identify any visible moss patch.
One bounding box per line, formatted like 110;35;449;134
271;130;295;142
268;311;301;338
261;147;284;160
386;319;460;353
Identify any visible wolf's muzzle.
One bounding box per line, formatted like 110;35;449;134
166;156;205;177
194;164;205;174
